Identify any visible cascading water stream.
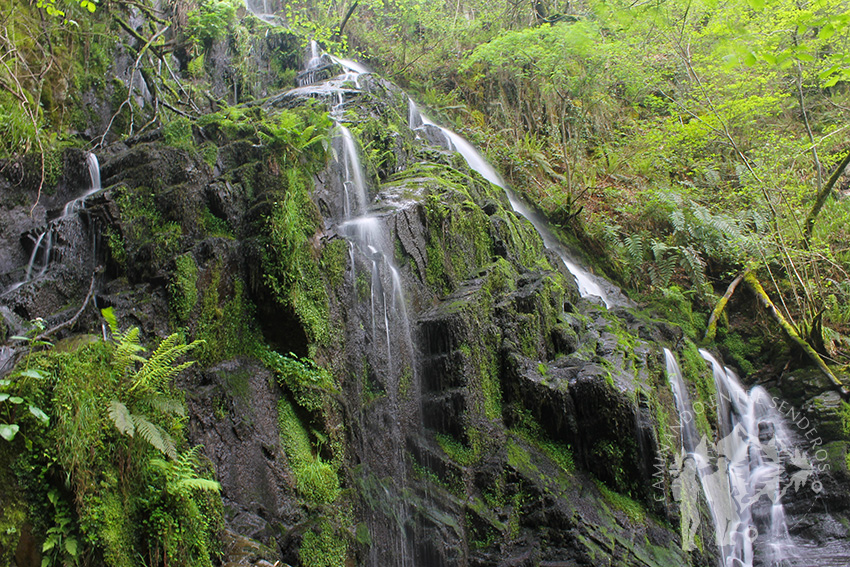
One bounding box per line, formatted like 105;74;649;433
328;89;416;567
700;349;796;567
63;153;102;217
4;152;101;294
665;347;797;567
407;99;614;308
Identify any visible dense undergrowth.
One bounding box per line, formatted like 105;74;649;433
1;314;222;567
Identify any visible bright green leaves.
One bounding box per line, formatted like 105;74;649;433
36;0;98;18
187;0;238;46
1;369;50;441
0;424;20;441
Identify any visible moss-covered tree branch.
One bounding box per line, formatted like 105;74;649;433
744;271;848;398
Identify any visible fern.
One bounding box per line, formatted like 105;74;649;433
132;414;178;460
108;401;134;437
150;447;221;496
113;326;147;377
143;393;186;417
130;334;203;393
679;246;707;288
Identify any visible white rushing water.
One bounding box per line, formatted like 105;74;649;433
407;99;613;307
700;349;796;567
5;152;101;295
665;348;798;567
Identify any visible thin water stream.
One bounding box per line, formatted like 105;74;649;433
4;153;101;295
407;99;616;307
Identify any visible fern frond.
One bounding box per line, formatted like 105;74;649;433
151;447;221;495
679;246;707;287
133;414;178;459
130;335;202;393
108;400;135;437
102;307;119;336
624;234;645;264
143;393;186;417
113;326;146;376
172;477;221;493
670;209;686;233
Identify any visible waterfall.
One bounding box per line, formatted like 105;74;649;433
5;152;101;294
63;153;102;217
665;348;799;567
700;350;796;567
407;99;615;308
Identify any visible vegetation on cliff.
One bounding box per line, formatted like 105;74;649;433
2;0;850;566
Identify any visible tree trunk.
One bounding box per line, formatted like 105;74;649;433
704;270;746;342
804;149;850;244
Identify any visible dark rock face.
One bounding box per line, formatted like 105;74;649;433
182;359;298;546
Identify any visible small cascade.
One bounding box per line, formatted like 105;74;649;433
63;153;102;217
407;98;615;307
666;347;799;567
699;349;797;567
298;40;327;87
665;348;739;566
331;121;416;566
4;152;101;294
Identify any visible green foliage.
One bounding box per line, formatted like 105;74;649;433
169;253;199;323
163;117;195;151
435;433;476;466
196;267;258;364
36;0;98;18
277;398;340;504
299;519;347;567
264;350;337;412
187;0;238;47
2;315;222;567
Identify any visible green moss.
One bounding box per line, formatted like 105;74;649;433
197;266;258;364
680;340;716;436
163;117;195;150
436;433;476;466
595;479;646;524
263;349;337;412
299;519;347;567
169;253;199;323
319;238;349;289
277;398;340;504
506;437;538;474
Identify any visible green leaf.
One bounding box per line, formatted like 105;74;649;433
819;23;835;40
64;537;78;557
746;0;765;10
0;380;10;388
101;306;118;335
18;369;46;379
42;537;56;552
0;424;20;441
744;51;757;66
9;396;23;404
29;405;50;425
0;394;8;402
797;51;815;62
